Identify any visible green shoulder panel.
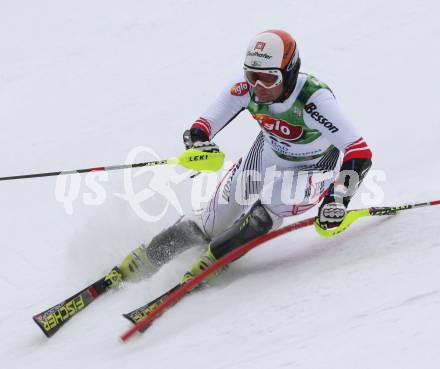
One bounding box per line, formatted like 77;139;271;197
297;74;332;105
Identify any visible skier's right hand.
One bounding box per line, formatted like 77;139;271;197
179;131;224;174
192;141;220;153
183;129;220;153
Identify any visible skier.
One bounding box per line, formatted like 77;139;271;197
115;29;373;284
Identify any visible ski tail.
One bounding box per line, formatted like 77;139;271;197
33;266;123;337
33;286;100;337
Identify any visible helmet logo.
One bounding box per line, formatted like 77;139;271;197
246;50;272;59
251;60;262;67
254;42;266;51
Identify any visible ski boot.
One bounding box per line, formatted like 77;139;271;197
119;215;210;281
180;245;221;286
180;201;277;286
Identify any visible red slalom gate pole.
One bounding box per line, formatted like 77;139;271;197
120;216;316;342
120;198;440;342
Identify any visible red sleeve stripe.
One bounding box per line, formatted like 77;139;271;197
195;117;211;130
191;123;211;137
343;136;372;162
191;117;212;137
197;117;210;124
347;136;363;145
345;142;368;152
193;120;211;131
343;147;372;162
346;137;365;150
345;146;370;155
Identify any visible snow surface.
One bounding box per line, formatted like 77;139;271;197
1;0;440;368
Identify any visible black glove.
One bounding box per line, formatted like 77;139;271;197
183;129;219;153
192;141;220;153
183;128;208;149
317;157;372;229
318;201;347;229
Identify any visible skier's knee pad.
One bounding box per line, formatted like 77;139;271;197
209;201;274;259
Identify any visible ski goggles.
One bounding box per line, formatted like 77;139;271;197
243;66;283;89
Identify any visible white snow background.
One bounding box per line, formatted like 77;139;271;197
1;0;439;368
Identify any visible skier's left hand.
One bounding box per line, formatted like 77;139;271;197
318;201;347;229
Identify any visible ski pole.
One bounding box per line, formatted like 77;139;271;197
0;149;225;181
315;199;440;237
